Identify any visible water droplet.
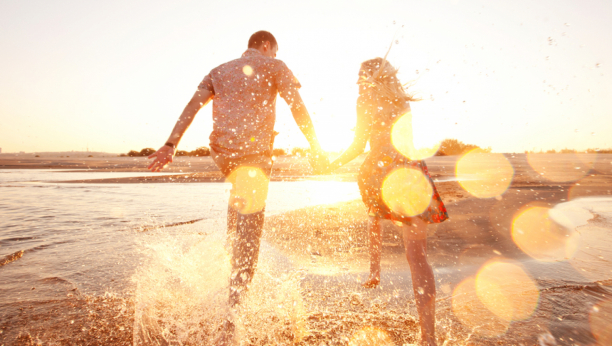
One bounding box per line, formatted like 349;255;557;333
417;287;424;294
377;161;384;167
395;40;399;44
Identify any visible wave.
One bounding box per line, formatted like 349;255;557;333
0;250;24;267
130;218;206;232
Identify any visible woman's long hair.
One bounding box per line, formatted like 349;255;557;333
358;58;420;105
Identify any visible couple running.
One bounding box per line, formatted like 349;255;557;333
148;30;448;346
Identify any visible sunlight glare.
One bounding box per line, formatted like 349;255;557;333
226;166;269;214
456;149;514;198
590;298;612;345
511;205;581;262
526;153;595;182
475;261;539;322
348;326;394;346
451;277;510;337
381;168;433;217
391;112;440;160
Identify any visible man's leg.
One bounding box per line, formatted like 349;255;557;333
225;163;271;307
228;209;265;307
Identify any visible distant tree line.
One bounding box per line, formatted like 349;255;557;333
120;147;212;157
435;139;491;156
525;148;612;154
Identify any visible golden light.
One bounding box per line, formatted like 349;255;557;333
475;261;539;322
381;168;433;217
568;174;611;200
526;153;595;182
242;65;253;76
391;112;440;160
226;166;269;214
451;277;510;337
455;149;514;198
511;205;581;262
348;326;394;346
590;298;612;345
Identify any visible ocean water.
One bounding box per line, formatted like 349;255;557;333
2;168;612;345
0;169;360;305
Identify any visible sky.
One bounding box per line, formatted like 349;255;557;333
0;0;611;154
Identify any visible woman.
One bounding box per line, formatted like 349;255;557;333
326;58;448;346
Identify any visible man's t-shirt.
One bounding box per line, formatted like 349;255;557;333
199;48;301;157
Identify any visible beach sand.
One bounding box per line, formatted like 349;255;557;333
1;154;612;345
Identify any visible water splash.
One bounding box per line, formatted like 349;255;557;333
131;225;307;345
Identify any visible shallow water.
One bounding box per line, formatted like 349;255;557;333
2;169;612;345
0;169;360;305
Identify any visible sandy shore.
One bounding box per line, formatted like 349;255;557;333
2;154;612;344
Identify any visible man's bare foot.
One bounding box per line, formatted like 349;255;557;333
214;318;235;346
361;276;380;288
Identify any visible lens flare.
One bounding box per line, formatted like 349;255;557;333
511;205;581;262
348;326;394;346
451;277;510;337
526;153;595;182
226;166;269;214
475;261;539;322
391;112;440;160
243;65;253;76
456;149;514;198
381;168;433;217
590;298;612;344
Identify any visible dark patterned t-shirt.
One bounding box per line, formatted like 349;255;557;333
199;48;301;157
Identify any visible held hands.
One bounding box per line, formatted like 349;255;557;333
147;145;175;172
308;148;331;175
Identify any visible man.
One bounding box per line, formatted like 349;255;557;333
147;31;326;310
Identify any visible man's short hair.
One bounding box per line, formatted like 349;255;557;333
248;31;277;49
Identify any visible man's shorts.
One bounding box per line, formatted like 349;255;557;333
211;148;273;214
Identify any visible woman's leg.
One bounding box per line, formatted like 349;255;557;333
403;219;436;346
362;216;382;288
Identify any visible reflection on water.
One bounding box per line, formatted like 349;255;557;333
0;169;360;306
2;168;612;344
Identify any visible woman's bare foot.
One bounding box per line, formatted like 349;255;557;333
361;275;380;288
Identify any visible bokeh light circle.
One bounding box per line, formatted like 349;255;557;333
226;166;269;214
242;65;253;76
526;153;595;182
456;149;514;198
475;261;539;322
348;326;394;346
590;298;612;344
511;205;581;262
381;168;433;217
451;277;510;337
391;112;440;160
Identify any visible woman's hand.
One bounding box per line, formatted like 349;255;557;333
309;149;331;175
147;145;175;172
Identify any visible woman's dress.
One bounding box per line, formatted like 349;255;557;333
357;98;449;225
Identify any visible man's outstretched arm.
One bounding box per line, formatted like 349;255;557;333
148;89;213;172
285;91;322;151
284;91;329;172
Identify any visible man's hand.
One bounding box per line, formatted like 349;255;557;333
148;145;175;172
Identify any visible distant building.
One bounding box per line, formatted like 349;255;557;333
0;147;2;153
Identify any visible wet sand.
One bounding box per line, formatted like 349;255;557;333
2;154;612;345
